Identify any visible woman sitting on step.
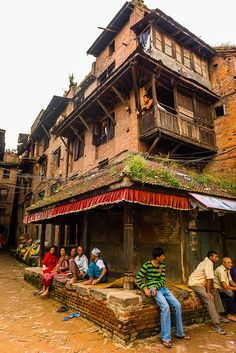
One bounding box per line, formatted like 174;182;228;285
38;247;69;296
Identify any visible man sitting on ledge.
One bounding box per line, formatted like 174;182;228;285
84;247;108;285
137;247;190;349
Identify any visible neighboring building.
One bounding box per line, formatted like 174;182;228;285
0;129;5;161
207;46;236;173
18;1;236;281
0;149;19;246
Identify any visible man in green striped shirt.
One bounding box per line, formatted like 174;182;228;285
137;248;190;348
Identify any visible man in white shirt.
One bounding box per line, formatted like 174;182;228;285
188;251;228;335
84;247;108;285
214;257;236;321
74;246;88;279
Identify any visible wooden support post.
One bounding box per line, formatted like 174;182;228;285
111;86;131;113
65;139;70;180
151;74;157;105
41;124;50;139
123;203;134;272
147;135;161;155
58;224;65;249
131;64;140;111
97;99;116;125
39;223;46;266
70;126;84;145
82;213;89;258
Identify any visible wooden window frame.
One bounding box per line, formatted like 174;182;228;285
73;136;84;161
3;169;10;179
93;114;115;146
53;147;61;168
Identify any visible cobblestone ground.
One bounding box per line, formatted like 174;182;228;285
0;252;236;353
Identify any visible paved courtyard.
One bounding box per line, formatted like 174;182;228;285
0;252;236;353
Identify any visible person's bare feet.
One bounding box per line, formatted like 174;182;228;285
83;279;93;285
40;290;49;296
227;314;236;322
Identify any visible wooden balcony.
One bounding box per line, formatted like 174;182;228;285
139;107;216;151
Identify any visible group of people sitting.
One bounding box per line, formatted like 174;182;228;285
37;245;108;297
137;248;236;348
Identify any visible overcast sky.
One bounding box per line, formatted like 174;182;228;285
1;0;235;149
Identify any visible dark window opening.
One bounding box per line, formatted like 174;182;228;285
98;158;109;170
109;40;115;56
215;105;226;117
156;85;176;114
0;208;6;217
53;147;61;168
74;136;84;160
0;189;8;202
43;136;49;152
40;161;47;181
99;62;115;85
3;169;10;179
93;114;115;146
74;93;84;108
50;183;60;195
38;190;45;200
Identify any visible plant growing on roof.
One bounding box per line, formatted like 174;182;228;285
69;73;77;87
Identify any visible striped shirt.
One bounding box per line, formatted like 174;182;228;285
136;261;166;290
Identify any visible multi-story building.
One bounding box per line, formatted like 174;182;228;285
0;143;19;246
18;1;236;281
207;45;236;173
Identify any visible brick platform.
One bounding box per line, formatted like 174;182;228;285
24;267;209;344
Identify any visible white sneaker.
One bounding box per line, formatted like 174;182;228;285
211;325;226;335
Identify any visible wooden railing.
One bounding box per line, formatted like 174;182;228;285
139;107;215;149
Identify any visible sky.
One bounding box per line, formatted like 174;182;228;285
1;0;235;150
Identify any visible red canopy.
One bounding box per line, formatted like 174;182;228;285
24;188;189;224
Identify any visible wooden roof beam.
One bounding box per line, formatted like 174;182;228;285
70;126;85;146
97;99;116;125
78;115;92;133
111;85;131;113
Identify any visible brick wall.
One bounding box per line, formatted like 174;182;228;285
24;268;209;344
206;50;236;173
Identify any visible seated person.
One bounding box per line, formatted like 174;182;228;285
230;265;236;282
214;257;236;321
42;246;58;274
74;246;89;279
39;247;68;296
66;247;79;284
188;251;228;335
136;94;153;116
84;247;108;285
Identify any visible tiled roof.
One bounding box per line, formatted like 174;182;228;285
26;154;236;212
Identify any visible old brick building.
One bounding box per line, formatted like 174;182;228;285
0;142;19;246
17;1;236;283
207;46;236;173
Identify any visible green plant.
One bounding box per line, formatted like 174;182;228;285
157;169;180;187
126;155;146;180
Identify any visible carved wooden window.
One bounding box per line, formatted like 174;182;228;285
202;61;209;79
99;62;115;85
177;91;194;117
154;29;162;51
93;114;115;146
183;49;191;68
40;161;47;181
74;136;84;161
193;54;202;75
175;44;182;63
164;36;173;57
195;99;212;123
53;147;61;168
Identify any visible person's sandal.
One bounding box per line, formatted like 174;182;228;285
160;339;172;348
174;334;191;340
